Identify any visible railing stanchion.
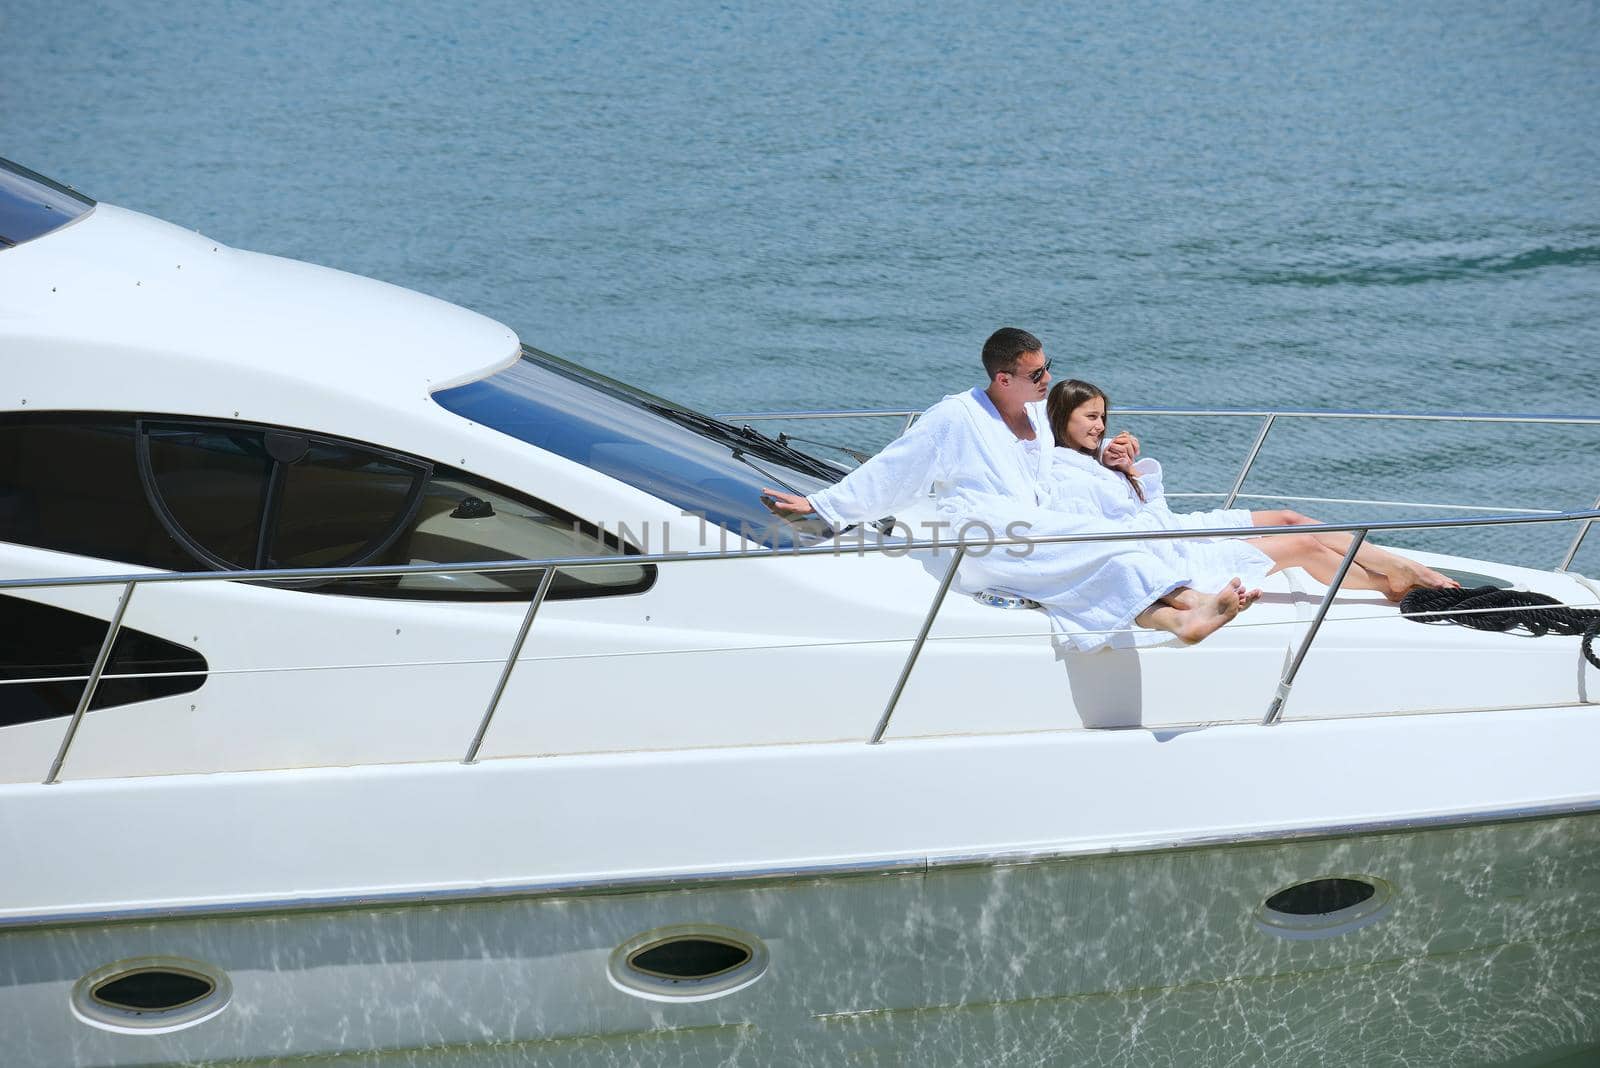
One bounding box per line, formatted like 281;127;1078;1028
1557;494;1600;572
901;413;918;437
463;566;559;764
870;546;965;744
1262;529;1367;725
44;581;137;785
1223;414;1276;509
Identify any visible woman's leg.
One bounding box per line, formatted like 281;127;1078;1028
1250;511;1457;599
1135;579;1258;644
1251;509;1315;527
1246;532;1393;594
1301;532;1457;596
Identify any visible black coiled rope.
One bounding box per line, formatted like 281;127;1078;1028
1399;586;1600;670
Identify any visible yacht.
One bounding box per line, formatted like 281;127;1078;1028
2;157;1598;1066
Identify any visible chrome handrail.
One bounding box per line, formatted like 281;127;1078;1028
1559;494;1600;573
720;405;1600;426
869;545;965;744
1224;415;1276;509
10;507;1600;778
463;565;558;764
43;581;136;785
717;404;1600;567
1262;531;1366;726
6;509;1596;593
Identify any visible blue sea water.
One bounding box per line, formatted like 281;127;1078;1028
3;0;1598;568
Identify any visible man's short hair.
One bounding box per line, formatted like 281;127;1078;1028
981;327;1043;379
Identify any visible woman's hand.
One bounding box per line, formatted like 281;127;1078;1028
1100;431;1140;472
762;489;814;516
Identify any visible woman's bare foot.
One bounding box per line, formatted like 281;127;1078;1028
1378;561;1460;602
1137;580;1259;644
1173;579;1248;644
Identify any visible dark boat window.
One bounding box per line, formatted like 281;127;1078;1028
361;470;650;600
0;157;94;249
140;423;272;569
0;413;650;601
272;441;425;568
0;418;196;571
432;347;843;548
139;421;429;572
0;594;206;727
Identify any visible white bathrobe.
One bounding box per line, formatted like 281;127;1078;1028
1043;447;1273;591
808;388;1195;651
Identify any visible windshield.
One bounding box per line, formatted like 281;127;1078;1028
432;348;843;547
0;157;94;249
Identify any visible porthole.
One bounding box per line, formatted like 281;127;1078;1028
70;957;231;1034
607;925;768;1003
1256;876;1394;940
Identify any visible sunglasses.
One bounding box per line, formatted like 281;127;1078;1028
1010;358;1051;384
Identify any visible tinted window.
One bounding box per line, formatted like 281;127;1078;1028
371;471;648;599
273;440;426;568
0;594;206;727
0;417;194;570
0;157;94;249
142;423;272;568
432;348;842;548
0;414;650;601
141;423;429;571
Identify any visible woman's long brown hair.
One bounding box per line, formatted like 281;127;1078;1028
1047;379;1145;502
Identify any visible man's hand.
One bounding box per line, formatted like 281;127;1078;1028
1100;431;1140;472
762;488;814;516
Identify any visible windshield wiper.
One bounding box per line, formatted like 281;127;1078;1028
642;403;846;482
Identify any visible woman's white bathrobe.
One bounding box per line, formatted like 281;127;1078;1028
1042;447;1274;593
807;388;1195;651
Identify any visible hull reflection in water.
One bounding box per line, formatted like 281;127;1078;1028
7;811;1598;1066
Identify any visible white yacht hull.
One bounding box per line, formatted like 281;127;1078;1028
5;709;1600;1065
5;810;1597;1066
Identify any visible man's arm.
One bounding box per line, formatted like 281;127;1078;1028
764;407;950;526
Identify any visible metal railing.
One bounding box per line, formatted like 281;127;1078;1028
8;506;1599;784
717;404;1600;567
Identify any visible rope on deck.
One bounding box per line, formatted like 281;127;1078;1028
1400;586;1600;669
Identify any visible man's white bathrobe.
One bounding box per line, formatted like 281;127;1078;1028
1041;447;1274;593
807;388;1195;651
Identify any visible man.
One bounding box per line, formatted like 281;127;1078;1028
763;327;1254;647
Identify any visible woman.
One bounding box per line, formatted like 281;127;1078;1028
1045;379;1459;601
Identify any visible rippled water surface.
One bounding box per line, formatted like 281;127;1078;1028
4;0;1598;569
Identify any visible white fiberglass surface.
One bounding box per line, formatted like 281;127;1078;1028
4;704;1600;924
1;812;1596;1065
0;205;519;430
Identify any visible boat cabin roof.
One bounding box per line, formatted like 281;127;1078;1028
0;168;519;429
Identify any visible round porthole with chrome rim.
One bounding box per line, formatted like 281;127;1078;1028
1255;875;1394;940
70;957;232;1034
607;925;769;1002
